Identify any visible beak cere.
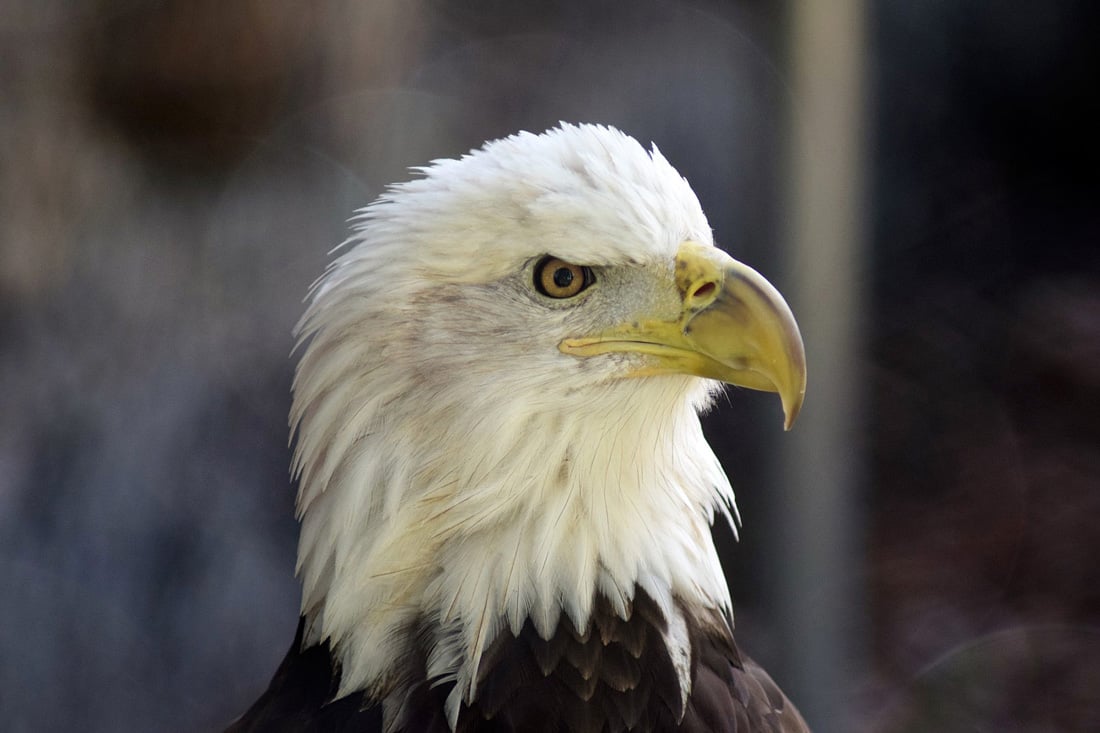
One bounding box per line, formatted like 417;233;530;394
560;241;807;430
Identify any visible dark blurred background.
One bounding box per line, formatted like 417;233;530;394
1;1;1097;731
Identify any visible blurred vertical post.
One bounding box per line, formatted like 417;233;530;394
772;1;867;730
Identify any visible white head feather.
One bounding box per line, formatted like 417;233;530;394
290;123;738;719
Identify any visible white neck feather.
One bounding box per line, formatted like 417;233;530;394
292;343;736;714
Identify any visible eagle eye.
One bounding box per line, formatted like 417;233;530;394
534;257;594;299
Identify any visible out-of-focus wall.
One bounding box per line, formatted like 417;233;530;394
865;3;1100;730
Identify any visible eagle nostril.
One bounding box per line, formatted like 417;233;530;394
689;281;717;303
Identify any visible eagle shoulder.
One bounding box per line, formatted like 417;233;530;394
681;609;810;732
225;619;381;733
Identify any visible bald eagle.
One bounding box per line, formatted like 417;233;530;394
229;124;808;732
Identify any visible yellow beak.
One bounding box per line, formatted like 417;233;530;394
560;241;807;429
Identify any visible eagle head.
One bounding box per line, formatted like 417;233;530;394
288;123;805;722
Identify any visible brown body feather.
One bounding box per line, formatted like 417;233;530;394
229;590;808;732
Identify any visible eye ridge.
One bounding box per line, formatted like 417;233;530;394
534;256;595;299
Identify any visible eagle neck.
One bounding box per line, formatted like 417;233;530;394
294;376;737;716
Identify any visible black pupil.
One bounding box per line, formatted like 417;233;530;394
552;267;574;288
